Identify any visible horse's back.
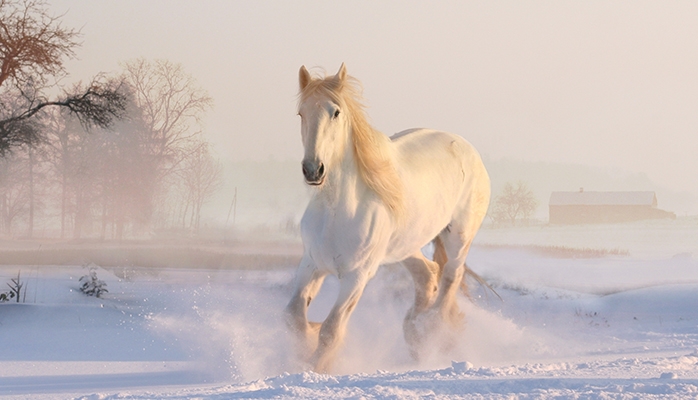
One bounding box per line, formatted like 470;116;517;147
385;128;490;261
390;128;488;188
399;129;490;219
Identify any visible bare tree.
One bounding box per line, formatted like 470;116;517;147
121;59;212;230
490;181;538;226
1;79;127;154
43;108;73;237
0;0;78;89
93;89;154;240
178;142;222;233
121;59;212;177
0;0;126;154
0;150;28;234
43;107;95;238
42;93;151;240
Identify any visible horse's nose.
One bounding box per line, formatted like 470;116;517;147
302;160;325;185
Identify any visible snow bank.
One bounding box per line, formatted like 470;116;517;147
1;221;698;398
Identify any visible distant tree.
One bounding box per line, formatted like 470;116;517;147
121;58;213;229
121;58;212;178
41;85;152;240
92;87;154;239
0;150;29;234
0;0;126;154
178;142;223;233
490;181;538;226
43;107;76;238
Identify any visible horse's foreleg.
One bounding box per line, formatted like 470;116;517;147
311;269;370;373
285;256;327;360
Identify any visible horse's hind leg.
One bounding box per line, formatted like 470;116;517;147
403;251;440;314
433;215;482;329
285;255;327;360
402;251;440;359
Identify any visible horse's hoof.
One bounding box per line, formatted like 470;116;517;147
404;303;466;361
403;309;441;360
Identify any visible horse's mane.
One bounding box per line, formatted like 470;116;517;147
299;71;405;221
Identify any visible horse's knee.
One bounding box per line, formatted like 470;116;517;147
285;296;308;333
317;311;344;347
286;298;322;362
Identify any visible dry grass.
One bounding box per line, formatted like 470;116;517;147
0;244;302;270
0;239;629;270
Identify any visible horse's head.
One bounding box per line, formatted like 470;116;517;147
297;63;350;186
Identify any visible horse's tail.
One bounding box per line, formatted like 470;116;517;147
432;236;501;301
462;262;502;301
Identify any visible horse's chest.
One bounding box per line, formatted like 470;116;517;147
301;204;389;272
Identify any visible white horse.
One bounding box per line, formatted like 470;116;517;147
285;64;491;372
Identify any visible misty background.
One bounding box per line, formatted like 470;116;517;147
2;1;697;240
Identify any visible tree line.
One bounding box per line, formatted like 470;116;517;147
0;0;222;239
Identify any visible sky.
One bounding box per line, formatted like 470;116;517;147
49;1;698;200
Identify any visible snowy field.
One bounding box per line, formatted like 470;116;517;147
1;219;698;399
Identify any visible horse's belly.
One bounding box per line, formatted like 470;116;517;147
385;190;460;262
383;216;449;263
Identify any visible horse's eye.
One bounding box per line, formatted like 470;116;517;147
333;109;340;119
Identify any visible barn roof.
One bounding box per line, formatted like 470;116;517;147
549;191;657;206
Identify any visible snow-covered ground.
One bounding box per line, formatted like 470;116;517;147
1;219;698;399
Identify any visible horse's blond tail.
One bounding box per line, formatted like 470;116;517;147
432;236;501;301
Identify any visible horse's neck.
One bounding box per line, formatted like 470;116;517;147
315;130;367;212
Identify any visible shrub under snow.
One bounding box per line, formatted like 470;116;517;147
79;264;108;298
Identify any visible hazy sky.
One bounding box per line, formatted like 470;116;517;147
50;1;697;196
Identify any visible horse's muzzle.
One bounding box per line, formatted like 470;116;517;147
302;159;325;185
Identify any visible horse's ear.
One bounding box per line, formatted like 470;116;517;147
299;65;311;90
336;63;347;82
328;63;347;90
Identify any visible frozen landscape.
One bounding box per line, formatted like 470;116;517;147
1;219;698;399
2;0;698;398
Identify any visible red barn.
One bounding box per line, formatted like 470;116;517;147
549;190;676;224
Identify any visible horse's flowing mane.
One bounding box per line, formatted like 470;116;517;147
299;71;405;220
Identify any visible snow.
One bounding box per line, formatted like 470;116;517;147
1;219;698;399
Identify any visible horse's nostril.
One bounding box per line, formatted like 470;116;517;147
318;163;325;177
302;164;309;177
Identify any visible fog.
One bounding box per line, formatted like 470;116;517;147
20;1;690;226
2;4;698;394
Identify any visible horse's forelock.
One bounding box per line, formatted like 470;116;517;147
298;71;354;108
